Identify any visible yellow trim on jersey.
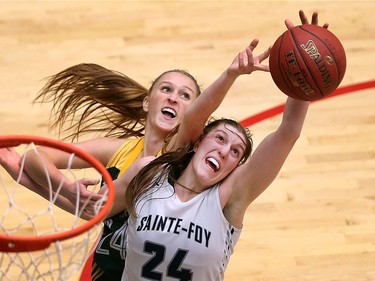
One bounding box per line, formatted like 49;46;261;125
106;136;164;178
106;137;144;177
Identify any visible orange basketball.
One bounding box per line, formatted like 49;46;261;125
269;24;346;101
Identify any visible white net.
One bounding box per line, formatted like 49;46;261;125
0;138;112;281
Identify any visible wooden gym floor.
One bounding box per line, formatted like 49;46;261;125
0;1;374;280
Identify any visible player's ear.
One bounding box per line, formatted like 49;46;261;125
143;96;149;112
193;138;202;152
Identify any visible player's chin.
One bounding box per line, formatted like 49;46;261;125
157;119;179;133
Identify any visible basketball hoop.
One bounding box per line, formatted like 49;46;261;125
0;135;114;280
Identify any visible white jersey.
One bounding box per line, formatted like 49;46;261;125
122;175;241;281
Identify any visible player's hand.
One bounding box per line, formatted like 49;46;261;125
63;177;104;211
0;147;24;182
228;38;270;76
285;10;329;30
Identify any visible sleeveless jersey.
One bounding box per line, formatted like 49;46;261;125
122;176;241;281
92;137;144;281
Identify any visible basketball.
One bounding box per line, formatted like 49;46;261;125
269;24;346;101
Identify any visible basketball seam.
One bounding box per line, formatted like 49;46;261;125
290;26;324;98
276;33;301;100
300;25;341;86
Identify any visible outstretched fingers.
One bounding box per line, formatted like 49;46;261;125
229;38;270;75
310;11;329;29
285;10;329;30
299;10;309;25
249;41;271;72
245;38;259;66
284;19;295;29
258;46;271;63
248;38;259;51
237;50;245;70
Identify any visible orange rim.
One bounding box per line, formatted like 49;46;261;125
0;135;115;252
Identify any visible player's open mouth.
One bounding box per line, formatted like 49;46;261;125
206;157;219;172
162;107;177;118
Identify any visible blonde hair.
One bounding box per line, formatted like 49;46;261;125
34;63;201;141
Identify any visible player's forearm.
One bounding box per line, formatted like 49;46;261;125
185;69;238;124
23;149;75;197
279;97;310;140
201;69;238;110
19;172;86;218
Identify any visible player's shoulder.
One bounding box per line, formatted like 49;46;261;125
77;137;130;163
